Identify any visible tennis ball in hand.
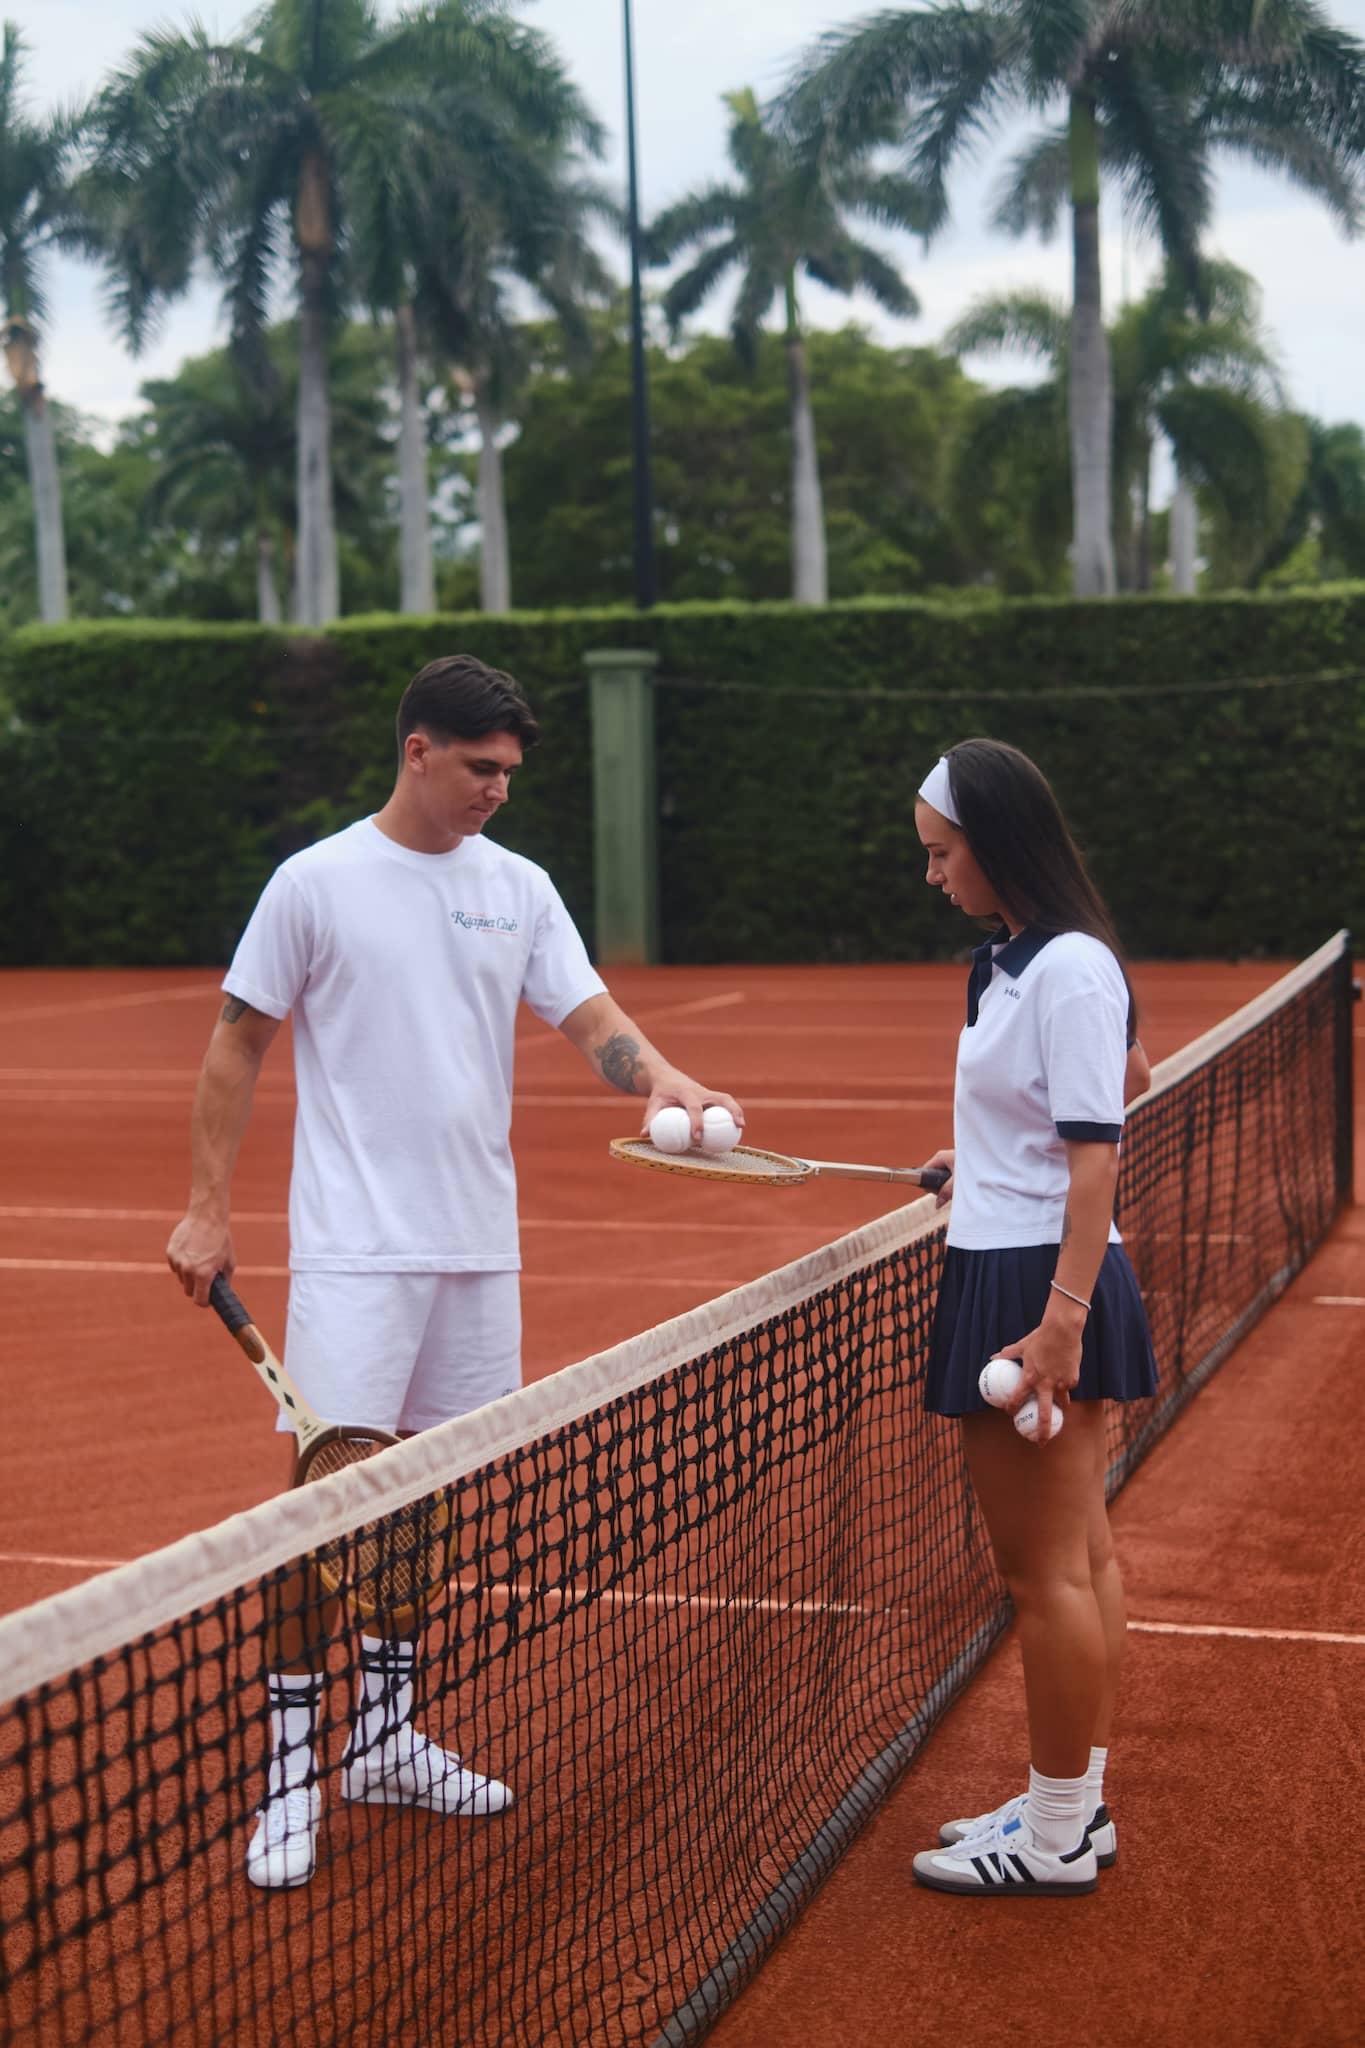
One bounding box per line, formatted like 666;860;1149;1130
700;1106;742;1155
978;1357;1064;1440
648;1106;694;1154
1013;1395;1064;1443
978;1357;1024;1407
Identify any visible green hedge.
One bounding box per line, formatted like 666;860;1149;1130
1;591;1362;967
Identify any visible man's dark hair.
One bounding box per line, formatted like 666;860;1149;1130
396;655;541;760
945;737;1138;1036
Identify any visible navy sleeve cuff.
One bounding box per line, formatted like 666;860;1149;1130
1056;1120;1123;1143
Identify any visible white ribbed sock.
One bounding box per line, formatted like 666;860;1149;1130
1025;1766;1088;1855
1085;1745;1109;1814
266;1670;322;1795
352;1635;417;1756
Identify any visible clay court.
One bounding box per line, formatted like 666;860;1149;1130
2;956;1363;2046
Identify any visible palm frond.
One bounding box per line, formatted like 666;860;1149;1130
1154;379;1285;522
842;238;921;317
1201;96;1362;233
646;184;742;266
661;239;743;332
783;5;1010;159
1099;59;1214;304
946;291;1069;367
990;124;1072;237
831;167;937;236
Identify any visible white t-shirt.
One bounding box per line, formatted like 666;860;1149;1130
947;927;1130;1251
223;819;605;1272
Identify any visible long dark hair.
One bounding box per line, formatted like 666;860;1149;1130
944;737;1137;1034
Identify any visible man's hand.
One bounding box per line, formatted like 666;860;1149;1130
639;1073;745;1148
167;1210;234;1306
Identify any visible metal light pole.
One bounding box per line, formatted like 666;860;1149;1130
622;0;657;608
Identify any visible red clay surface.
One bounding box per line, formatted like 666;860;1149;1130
3;958;1362;2047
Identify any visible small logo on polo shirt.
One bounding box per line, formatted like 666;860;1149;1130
1004;984;1021;1001
451;909;519;934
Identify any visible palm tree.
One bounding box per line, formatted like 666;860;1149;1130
947;262;1289;591
411;161;616;612
788;1;1365;597
647;87;930;604
1251;417;1365;586
139;325;388;622
0;23;80;624
86;0;598;625
348;96;611;614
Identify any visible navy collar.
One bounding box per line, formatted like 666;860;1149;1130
966;926;1057;1025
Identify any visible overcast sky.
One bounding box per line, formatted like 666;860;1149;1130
21;0;1365;454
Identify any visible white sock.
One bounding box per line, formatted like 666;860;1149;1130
1025;1766;1088;1855
266;1670;322;1795
1085;1745;1109;1815
352;1635;417;1756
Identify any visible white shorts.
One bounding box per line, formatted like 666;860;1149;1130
280;1270;522;1436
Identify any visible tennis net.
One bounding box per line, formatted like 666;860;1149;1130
0;934;1353;2046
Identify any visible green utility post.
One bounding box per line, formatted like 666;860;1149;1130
586;648;660;965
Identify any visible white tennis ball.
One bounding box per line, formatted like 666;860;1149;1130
648;1106;693;1154
700;1106;741;1156
978;1357;1023;1408
1013;1396;1064;1443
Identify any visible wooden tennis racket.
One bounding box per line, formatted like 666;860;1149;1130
609;1137;951;1191
209;1274;449;1634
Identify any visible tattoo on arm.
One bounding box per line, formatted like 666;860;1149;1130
220;997;249;1024
596;1032;643;1094
1061;1205;1073;1247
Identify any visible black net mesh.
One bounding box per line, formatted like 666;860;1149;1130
0;940;1352;2047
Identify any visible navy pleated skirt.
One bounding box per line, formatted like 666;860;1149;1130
925;1242;1157;1417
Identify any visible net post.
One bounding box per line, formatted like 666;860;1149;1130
1334;933;1355;1207
586;647;660;965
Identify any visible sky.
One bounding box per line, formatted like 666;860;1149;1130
19;0;1365;457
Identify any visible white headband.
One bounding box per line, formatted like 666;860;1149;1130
917;756;961;826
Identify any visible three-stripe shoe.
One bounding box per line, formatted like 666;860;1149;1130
341;1729;513;1816
913;1809;1098;1896
939;1792;1118;1868
245;1781;322;1889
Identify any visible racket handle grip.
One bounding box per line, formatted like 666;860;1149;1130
918;1167;950;1194
209;1272;253;1335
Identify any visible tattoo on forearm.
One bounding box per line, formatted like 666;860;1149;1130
1061;1205;1073;1247
596;1032;643;1094
221;997;249;1024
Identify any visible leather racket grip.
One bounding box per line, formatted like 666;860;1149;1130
918;1168;950;1193
208;1273;253;1336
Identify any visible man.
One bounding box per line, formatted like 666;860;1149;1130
167;653;743;1889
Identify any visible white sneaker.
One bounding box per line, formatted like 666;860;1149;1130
245;1782;321;1890
940;1793;1117;1867
340;1728;513;1816
913;1809;1098;1896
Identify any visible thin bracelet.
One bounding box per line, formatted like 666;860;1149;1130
1049;1279;1091;1312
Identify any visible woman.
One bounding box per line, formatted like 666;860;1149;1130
911;738;1156;1899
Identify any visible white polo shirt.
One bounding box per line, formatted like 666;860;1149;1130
947;926;1130;1251
223;818;605;1273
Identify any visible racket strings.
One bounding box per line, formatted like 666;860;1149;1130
300;1436;452;1623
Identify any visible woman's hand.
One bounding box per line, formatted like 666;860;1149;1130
992;1303;1085;1443
920;1147;955;1207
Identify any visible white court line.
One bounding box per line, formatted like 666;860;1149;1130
0;1257;747;1288
0;1204;817;1238
0;1089;295;1106
0;1550;131;1571
1129;1619;1364;1648
0;1545;1357;1646
1312;1295;1365;1307
0;985;215;1025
